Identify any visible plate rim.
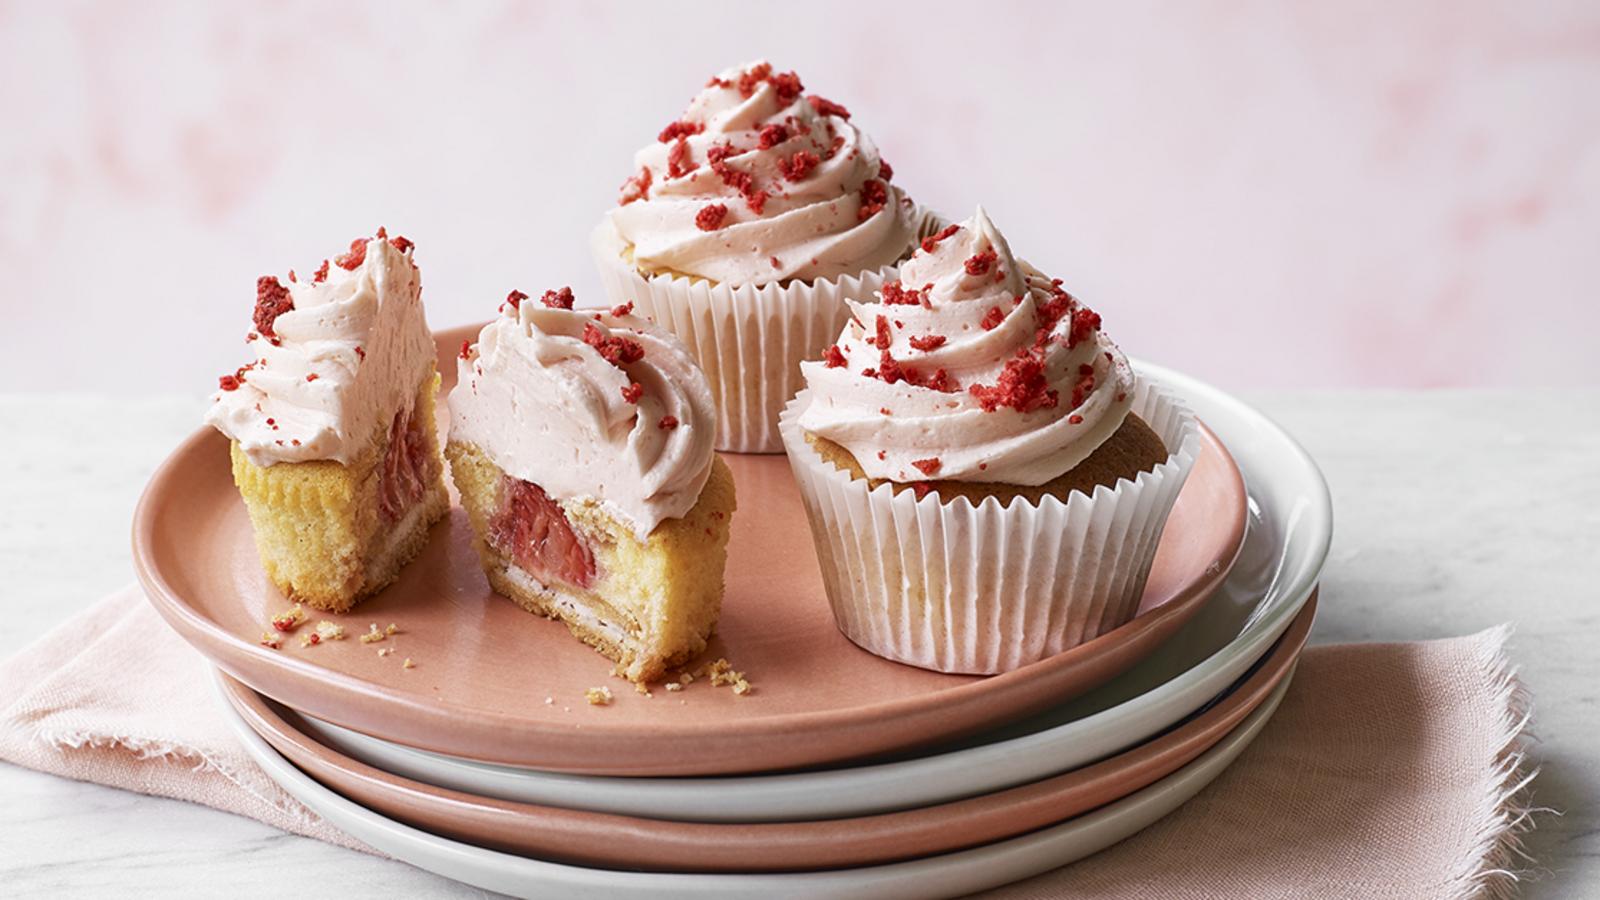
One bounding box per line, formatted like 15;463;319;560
131;334;1253;772
282;362;1329;817
219;659;1295;898
217;594;1312;871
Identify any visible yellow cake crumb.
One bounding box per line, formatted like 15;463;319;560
665;681;683;692
402;657;416;669
377;647;394;657
359;623;387;644
259;632;282;650
585;686;614;706
315;621;345;641
269;604;306;633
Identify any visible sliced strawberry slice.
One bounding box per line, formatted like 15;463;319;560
488;476;596;589
378;406;433;521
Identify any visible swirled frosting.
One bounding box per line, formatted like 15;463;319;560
605;59;918;286
205;232;434;468
448;292;717;541
797;208;1138;486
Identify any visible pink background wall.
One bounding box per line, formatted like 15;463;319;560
3;1;1596;393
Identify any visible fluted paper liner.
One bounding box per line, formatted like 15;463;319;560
779;382;1200;674
591;213;936;454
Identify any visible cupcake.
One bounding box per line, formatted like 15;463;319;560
782;209;1199;674
591;59;929;453
446;288;736;683
206;229;449;612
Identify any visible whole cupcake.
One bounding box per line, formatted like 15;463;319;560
592;59;930;453
781;208;1199;674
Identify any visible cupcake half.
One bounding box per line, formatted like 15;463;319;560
592;59;931;453
782;209;1199;674
446;289;736;683
206;229;449;612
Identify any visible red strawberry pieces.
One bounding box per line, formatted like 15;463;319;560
488;476;596;589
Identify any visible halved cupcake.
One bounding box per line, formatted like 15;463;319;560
205;229;449;612
783;209;1199;674
592;59;932;453
447;288;735;683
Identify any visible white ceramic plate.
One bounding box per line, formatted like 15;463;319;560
222;667;1292;898
288;362;1331;822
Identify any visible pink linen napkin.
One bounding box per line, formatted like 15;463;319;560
0;586;1540;898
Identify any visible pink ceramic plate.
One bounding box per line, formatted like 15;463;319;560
221;594;1313;873
138;324;1248;776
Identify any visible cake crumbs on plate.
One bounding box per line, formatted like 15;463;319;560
269;604;306;633
258;632;282;650
704;657;754;696
359;623;391;644
586;686;614;706
544;696;554;705
665;682;684;692
376;647;394;657
402;657;415;669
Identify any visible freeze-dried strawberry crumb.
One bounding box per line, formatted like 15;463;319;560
879;159;894;181
610;302;634;317
778;150;819;182
312;259;329;283
1068;306;1102;349
376;226;387;239
769;256;781;268
218;374;241;391
909;367;957;393
980;306;1006;331
857;179;888;221
807;95;851;118
758;123;789;149
1069;414;1084;425
737;62;773;96
696;203;729;231
920;224;961;253
667;138;696;179
825;134;845;160
768;70;804;101
1070;367;1097;408
964;249;997;276
911;457;941;476
287;269;297;283
390;235;414;253
619;167;652;205
659;415;679;430
823;345;847;368
873;316;906;384
746;189;769;214
504;289;528;312
459;340;472;360
355;346;365;361
969;354;1059;413
541;287;575;309
582;321;646;367
253;275;294;339
620;382;644;404
909;334;946;352
880;280;928;306
306;373;318;382
657;119;704;143
706;143;736;165
333;237;367;271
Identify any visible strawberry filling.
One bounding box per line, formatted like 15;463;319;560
488;476;596;590
378;405;434;521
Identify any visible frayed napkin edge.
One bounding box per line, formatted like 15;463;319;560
1450;623;1554;900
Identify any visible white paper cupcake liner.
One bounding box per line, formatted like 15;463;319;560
590;213;937;454
779;382;1200;674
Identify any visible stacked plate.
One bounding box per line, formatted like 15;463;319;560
134;327;1331;898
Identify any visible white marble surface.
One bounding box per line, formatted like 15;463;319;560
1;391;1596;897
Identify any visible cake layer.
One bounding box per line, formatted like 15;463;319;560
447;439;736;683
231;368;448;611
